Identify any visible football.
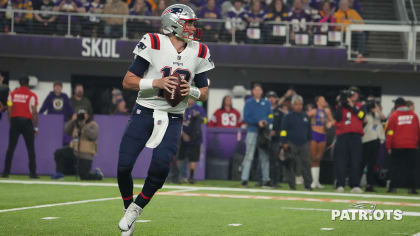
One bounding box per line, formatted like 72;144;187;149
163;72;185;107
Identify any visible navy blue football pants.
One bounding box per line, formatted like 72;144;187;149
117;104;182;203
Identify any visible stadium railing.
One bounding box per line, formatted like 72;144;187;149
0;8;418;64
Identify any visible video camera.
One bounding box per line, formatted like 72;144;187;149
338;89;354;107
76;109;87;122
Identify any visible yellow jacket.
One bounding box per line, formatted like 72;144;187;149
335;9;363;31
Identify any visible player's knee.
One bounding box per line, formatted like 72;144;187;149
117;166;133;177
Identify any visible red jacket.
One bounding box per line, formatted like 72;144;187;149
7;86;38;120
335;102;365;136
208;108;242;128
386;107;420;150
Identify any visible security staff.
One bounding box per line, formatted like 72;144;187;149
333;86;366;193
386;98;420;194
2;76;39;178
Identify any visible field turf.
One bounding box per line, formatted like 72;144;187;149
0;175;420;236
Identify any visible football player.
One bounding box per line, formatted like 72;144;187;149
117;4;214;236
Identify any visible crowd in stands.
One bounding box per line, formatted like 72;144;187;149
0;0;366;56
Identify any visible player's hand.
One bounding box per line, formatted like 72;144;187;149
179;79;190;97
153;76;178;94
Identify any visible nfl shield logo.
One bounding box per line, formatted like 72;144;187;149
157;120;162;125
177;55;181;60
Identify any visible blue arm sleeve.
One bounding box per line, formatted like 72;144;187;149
193;72;209;88
128;56;150;77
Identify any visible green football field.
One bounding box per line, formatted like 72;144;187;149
1;176;420;236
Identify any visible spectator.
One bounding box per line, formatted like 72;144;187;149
241;83;273;187
177;0;197;13
12;0;33;33
335;0;365;61
127;0;152;39
39;81;74;120
0;0;9;32
208;95;242;128
302;0;320;22
33;0;56;35
113;98;129;115
2;76;39;178
244;0;266;44
333;86;365;193
0;74;9;120
307;96;334;189
199;0;222;42
361;99;385;192
60;109;103;180
83;0;104;37
287;0;312;44
54;0;85;36
277;88;296;106
103;0;129;38
309;0;336;10
406;100;415;111
280;94;312;190
267;91;284;187
386;98;420;194
151;0;167;32
70;83;93;117
223;0;246;43
177;98;206;184
317;0;335;33
264;0;288;44
346;0;361;15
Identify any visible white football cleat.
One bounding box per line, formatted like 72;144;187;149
119;203;143;233
121;222;135;236
350;187;364;194
316;183;324;189
336;186;345;193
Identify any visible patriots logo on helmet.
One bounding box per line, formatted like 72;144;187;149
163;7;184;15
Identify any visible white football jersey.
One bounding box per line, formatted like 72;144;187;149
133;33;215;114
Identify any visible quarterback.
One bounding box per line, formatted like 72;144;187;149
117;4;214;236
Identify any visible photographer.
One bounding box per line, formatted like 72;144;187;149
334;86;366;193
57;109;103;180
361;99;385;192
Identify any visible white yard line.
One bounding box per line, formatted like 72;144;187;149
1;190;420;217
1;179;420;201
0;197;120;213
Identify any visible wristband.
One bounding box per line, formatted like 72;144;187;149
189;86;201;100
139;79;154;90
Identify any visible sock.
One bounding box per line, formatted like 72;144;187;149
118;167;134;209
134;177;158;208
311;167;320;185
189;169;194;179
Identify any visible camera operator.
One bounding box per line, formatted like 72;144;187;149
334;86;366;193
361;98;385;192
60;109;103;180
